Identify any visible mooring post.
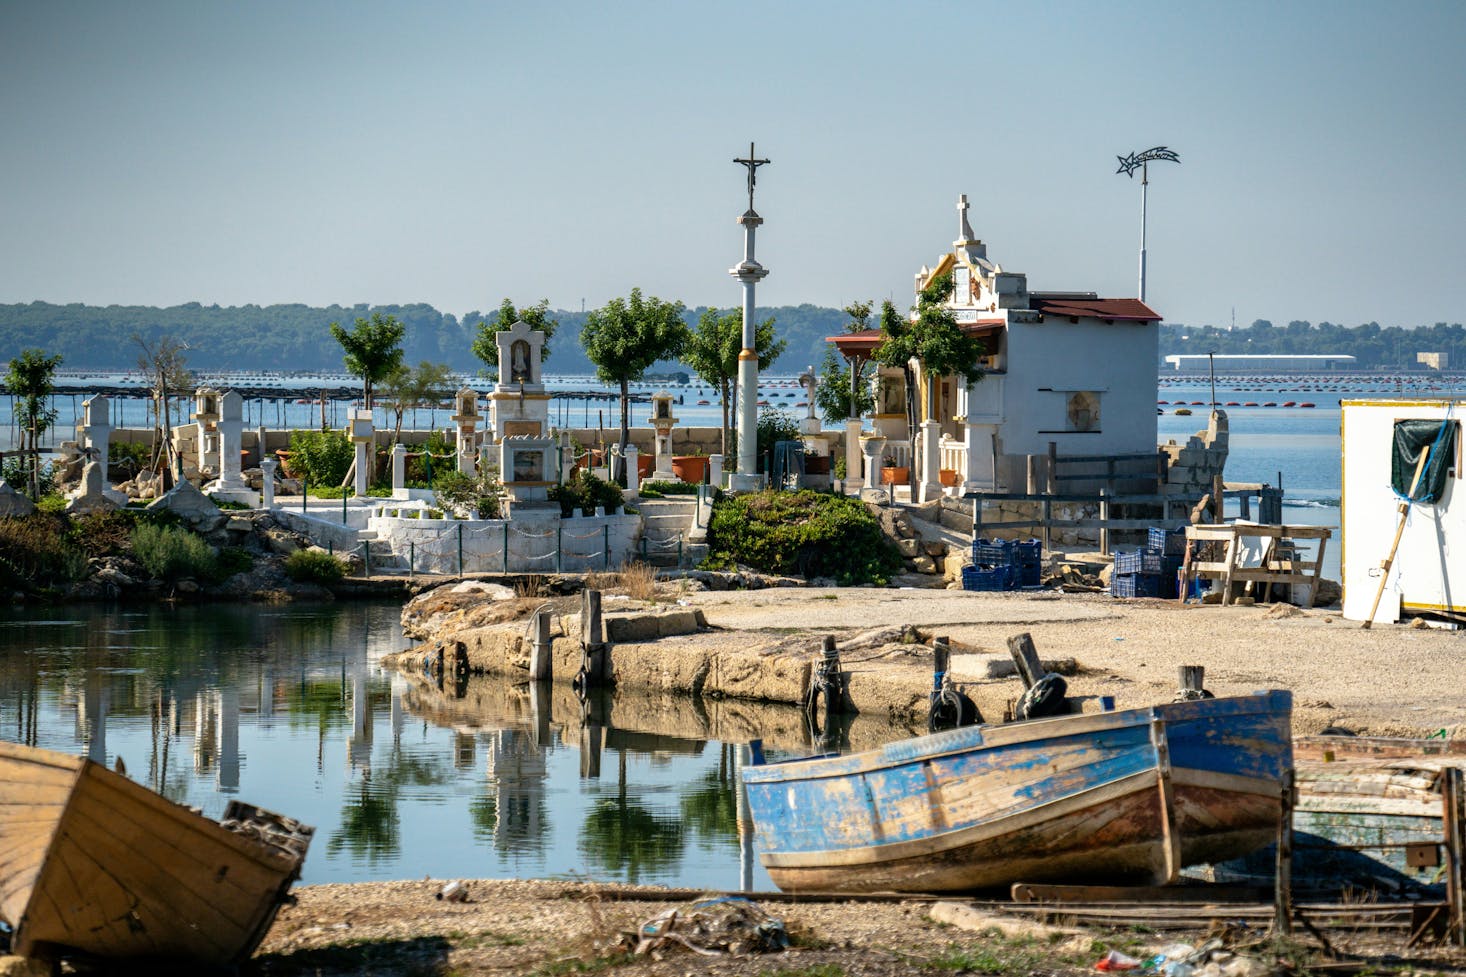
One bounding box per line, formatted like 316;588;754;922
580;588;610;685
1006;632;1045;690
1444;766;1466;946
1179;665;1205;697
1274;766;1295;936
529;605;553;681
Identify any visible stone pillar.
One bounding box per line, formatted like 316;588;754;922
919;418;943;503
391;442;407;495
648;390;677;482
192;388;221;475
844;419;864;494
728;150;772;492
709;453;723;489
348;408;374;499
80;395;112;481
861;434;887;487
451;387;480;475
215;391;247;491
256;424;268;467
624;445;640;496
260;458;278;508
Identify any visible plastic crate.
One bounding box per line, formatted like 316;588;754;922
1011;539;1042;566
962;564;1014;592
1148;527;1187;556
971;538;1014;565
1115;548;1182;576
1111;571;1177;599
1014;563;1042;588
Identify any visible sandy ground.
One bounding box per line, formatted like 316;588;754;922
679;586;1466;739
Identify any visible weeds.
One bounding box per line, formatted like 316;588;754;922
514;574;549;598
584;562;658;602
284;548;347;583
131;523;217;581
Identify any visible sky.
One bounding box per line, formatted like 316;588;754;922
2;0;1464;329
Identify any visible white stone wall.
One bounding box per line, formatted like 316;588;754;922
366;509;642;575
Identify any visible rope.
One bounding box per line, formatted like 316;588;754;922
509;525;557;539
562;528;604;540
641;535;683;551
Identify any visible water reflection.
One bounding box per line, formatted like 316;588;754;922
0;603;918;889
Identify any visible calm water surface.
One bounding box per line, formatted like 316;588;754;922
0;601;786;890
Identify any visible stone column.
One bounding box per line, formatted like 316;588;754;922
861;434;887;488
80;395;112;481
215;391;247;491
709;453;723;489
919;418;943;503
256;424;268;467
624;445;640;497
391;443;407;495
348;408;374;499
844;419;864;494
260;458;278;508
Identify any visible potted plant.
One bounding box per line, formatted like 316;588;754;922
670;449;709;484
880;456;909;486
939;468;959;487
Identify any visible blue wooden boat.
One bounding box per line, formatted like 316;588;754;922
741;691;1292;893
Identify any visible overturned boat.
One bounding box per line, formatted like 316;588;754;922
740;691;1292;893
0;740;312;968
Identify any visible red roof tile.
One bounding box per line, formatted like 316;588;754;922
1027;297;1160;322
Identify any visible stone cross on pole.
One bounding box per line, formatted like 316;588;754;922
728;142;771;491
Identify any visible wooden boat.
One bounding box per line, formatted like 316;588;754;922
0;741;312;968
740;691;1292;893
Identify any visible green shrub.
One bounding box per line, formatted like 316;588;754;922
284;548;347;583
130;522;219;581
549;469;623;517
639;480;699;499
703;489;901;585
215;546;255;579
288;429;353;487
70;510;136;558
434;469;504;519
0;513;89;587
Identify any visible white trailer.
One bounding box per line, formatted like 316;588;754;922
1341;398;1465;624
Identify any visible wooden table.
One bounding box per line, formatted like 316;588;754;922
1179;524;1331;607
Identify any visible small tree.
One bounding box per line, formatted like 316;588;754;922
329;312;405;409
470;298;558;371
380;361;455;444
681;308;784;456
815;300;876;425
581;289;689;483
134;335;192;489
4;349;63;498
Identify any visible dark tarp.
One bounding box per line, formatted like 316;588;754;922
1391;418;1458;502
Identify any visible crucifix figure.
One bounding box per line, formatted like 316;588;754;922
733;141;770;212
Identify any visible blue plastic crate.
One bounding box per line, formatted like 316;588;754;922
1014;562;1042;587
962;564;1014;592
1148;527;1187;556
1011;539;1042;566
1115;547;1182;576
1112;571;1178;599
971;538;1014;565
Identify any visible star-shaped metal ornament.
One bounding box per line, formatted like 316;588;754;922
1116;146;1180;177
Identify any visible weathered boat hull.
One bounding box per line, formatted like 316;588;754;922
0;741;310;968
742;692;1292;894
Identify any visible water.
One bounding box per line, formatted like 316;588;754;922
0;601;779;890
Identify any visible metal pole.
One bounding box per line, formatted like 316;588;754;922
603;524;610;570
457;523;464;579
302;478;308;514
556;526;563;573
341;492;347;525
360;541;370;578
1208;351;1217;407
1139;160;1148;302
409;541;415;578
503;522;509;574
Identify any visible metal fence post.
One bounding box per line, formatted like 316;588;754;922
360;541;370;578
556;526;563;573
409;541;415;579
457;523;464;579
342;492;347;525
603;524;610;570
302;478;308;514
677;533;683;568
503;522;509;574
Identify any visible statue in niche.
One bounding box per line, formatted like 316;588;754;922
510;340;532;383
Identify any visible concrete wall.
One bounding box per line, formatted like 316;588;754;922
1159;410;1229;497
273;507;366;551
366;509;641;575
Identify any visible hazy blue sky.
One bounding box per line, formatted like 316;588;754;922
2;1;1463;328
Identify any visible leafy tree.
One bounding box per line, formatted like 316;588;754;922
581;289;690;483
329;312;405;409
133;335;192;488
4;348;62;498
815;300;876;424
380;360;455;443
470;298;558;372
681;307;784;457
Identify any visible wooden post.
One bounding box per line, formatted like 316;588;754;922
1275;767;1295;936
1364;449;1431;629
1027;454;1040;495
1041;497;1052;554
1006;632;1045;689
1047;441;1058;495
1178;665;1205;696
580;588;611;685
1098;487;1110;556
933;635;950;676
529;606;553;681
1212;473;1226;524
1444;766;1465;947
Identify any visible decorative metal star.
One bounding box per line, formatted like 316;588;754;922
1116;146;1180;177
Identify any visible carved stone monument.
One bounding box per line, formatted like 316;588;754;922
500;435;557;515
192;388;222;476
79;395;113;482
489;320;550;441
451;387;482;475
348;408;374;499
647;390;677;482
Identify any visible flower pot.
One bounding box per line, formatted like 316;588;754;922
637;454;654;478
670;455;708;484
938;468;959;487
880;466;909;486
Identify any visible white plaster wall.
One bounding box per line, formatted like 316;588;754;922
366;510;642;575
1341;399;1466;622
273;508;366;550
996;318;1158;459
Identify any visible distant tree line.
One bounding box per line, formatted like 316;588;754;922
1161;320;1466;370
0;301;848;378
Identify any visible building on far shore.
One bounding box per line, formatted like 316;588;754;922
1162;353;1356;372
1417;351;1449;370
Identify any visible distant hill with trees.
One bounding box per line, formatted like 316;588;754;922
2;301;1461;376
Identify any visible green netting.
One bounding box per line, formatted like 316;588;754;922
1391;418;1457;503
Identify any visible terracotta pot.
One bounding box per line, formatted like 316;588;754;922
938;468;959;487
671;455;709;483
637;453;654;478
880;466;909;485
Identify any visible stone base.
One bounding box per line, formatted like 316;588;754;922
859;487;891;505
727;473;765;492
204;484;261;508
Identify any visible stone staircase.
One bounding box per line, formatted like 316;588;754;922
635;497;708;568
355;528;409;574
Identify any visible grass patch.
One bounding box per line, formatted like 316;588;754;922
284;548;347;583
584;562;658;602
759;964;847;977
130;522;217;582
526;952;633;977
920;940;1049;974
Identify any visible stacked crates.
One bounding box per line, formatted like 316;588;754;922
963;538;1042;592
1110;527;1186;599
